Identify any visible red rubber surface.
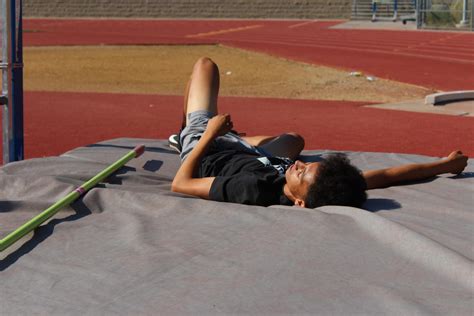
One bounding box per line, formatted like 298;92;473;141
6;91;473;159
2;19;472;159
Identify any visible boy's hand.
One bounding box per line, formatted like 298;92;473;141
445;150;468;174
205;114;233;138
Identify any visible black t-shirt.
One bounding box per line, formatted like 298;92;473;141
200;149;293;206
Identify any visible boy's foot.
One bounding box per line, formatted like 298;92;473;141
168;134;181;153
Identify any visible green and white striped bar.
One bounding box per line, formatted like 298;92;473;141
0;144;145;252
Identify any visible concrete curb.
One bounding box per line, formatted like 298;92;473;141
425;91;474;105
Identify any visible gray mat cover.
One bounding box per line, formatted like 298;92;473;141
1;138;473;315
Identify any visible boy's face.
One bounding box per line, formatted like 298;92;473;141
285;160;320;205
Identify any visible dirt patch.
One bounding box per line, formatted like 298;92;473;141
20;44;434;103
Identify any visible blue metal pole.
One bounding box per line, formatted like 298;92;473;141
10;0;23;161
1;0;11;164
8;0;24;162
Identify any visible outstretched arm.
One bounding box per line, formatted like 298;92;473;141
363;151;468;190
171;114;233;199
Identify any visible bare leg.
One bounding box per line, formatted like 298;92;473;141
243;133;305;160
181;78;192;129
181;58;303;160
182;57;220;127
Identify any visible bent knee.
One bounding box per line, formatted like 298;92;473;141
286;132;305;150
193;57;218;71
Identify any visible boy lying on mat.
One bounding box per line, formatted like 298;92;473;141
170;57;468;208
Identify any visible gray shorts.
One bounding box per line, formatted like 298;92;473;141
180;110;264;161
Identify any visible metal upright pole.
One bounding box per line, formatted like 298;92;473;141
11;0;24;161
415;0;424;29
1;0;13;164
1;0;23;164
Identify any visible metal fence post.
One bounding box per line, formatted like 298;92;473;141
393;0;398;21
471;0;473;30
416;0;422;28
459;0;469;25
352;0;358;18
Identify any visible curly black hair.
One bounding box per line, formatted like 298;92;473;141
304;154;367;208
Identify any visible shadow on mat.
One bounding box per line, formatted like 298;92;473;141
87;143;178;155
97;165;137;185
450;172;474;179
143;160;163;172
364;198;402;212
0;201;25;213
0;200;92;271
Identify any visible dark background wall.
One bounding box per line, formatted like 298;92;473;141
23;0;352;19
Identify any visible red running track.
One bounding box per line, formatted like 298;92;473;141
2;19;472;159
24;18;474;91
3;91;472;159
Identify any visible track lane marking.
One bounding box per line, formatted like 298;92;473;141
393;33;467;53
288;20;318;29
224;39;474;65
186;24;263;38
